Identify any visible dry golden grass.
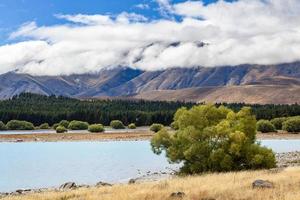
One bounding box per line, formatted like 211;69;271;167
4;167;300;200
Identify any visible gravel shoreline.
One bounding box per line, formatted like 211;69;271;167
276;151;300;168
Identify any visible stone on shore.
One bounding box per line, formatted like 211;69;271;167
96;181;112;187
170;191;185;198
252;180;274;189
59;182;77;190
128;179;137;184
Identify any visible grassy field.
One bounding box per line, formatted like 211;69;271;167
3;167;300;200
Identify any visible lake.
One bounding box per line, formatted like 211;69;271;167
1;139;300;192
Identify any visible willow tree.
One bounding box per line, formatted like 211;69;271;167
151;104;275;174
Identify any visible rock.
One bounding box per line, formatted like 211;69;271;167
128;179;136;184
201;198;216;200
0;192;9;197
14;189;32;195
77;184;90;188
170;192;185;198
252;180;274;189
96;181;112;187
59;182;77;190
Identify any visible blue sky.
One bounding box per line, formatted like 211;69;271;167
0;0;220;44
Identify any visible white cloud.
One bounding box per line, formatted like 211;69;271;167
155;0;173;18
134;3;150;10
1;0;300;75
55;14;113;25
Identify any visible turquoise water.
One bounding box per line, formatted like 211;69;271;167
0;141;179;192
1;139;300;192
260;139;300;153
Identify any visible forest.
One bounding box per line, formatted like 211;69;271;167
0;93;299;126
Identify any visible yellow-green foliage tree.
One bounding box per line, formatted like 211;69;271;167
151;104;275;174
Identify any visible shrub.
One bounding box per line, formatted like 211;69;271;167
56;125;67;133
88;124;105;133
110;120;125;129
59;120;70;128
170;122;179;130
128;123;136;129
52;123;60;130
0;121;7;131
151;104;276;174
282;118;300;133
68;120;89;130
256;120;276;133
150;123;164;133
39;123;50;129
270;117;287;130
6;120;35;130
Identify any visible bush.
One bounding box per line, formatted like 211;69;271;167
88;124;105;133
56;125;67;133
256;120;276;133
6;120;35;130
68;120;89;130
39;123;50;129
150;123;164;133
59;120;70;128
110;120;125;129
0;121;7;131
282;118;300;133
170;122;179;130
128;123;136;129
270;117;287;130
151;104;276;174
52;123;60;130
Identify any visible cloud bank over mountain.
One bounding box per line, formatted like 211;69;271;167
1;0;300;75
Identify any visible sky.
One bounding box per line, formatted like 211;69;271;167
0;0;300;75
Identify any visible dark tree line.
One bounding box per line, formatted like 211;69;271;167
0;93;299;126
0;93;194;126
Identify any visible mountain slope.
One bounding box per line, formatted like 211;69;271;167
133;85;300;104
0;62;300;104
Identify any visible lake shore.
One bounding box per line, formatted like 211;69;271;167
2;166;300;200
0;130;299;142
0;131;155;142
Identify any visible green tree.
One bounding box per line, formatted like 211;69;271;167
110;120;125;129
59;120;70;128
151;104;275;174
88;124;105;133
68;120;89;130
283;117;300;133
0;121;7;130
270;117;287;130
39;123;50;129
52;123;60;130
257;120;276;133
6;120;35;130
56;125;67;133
128;123;136;129
150;123;164;133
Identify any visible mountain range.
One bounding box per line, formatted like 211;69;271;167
1;62;300;104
